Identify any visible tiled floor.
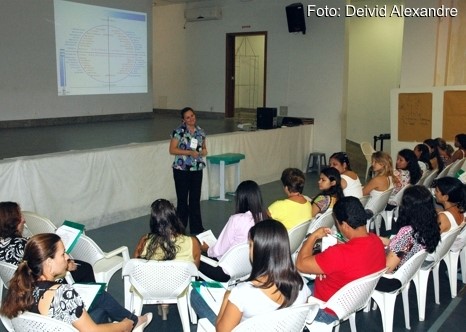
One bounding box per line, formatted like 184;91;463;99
1;114;465;331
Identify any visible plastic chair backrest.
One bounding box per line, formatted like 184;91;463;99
359;195;370;208
22;211;57;235
435;163;454;179
416;170;431;185
217;243;252;280
288;220;312;253
422;169;439;188
231;303;319;332
428;227;462;264
326;268;387;320
447;159;465;177
11;311;78;332
390;184;411;206
307;210;334;235
391;249;427;287
68;234;105;265
122;259;198;300
0;261;17;301
365;188;394;215
360;142;375;158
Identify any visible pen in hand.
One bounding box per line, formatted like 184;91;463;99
202;281;216;302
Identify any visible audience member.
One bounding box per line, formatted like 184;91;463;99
199;180;266;281
424;138;444;171
191;219;310;329
0;201;95;283
413;143;432;174
436;137;452;166
308;167;344;217
133;198;201;320
329;152;363;198
376;185;440;292
450;133;466;164
432;177;466;237
296;196;385;323
0;233;151;332
268;168;311;230
362;151;395;214
388;149;421;207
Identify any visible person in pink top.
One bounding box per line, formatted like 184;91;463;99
199;180;267;281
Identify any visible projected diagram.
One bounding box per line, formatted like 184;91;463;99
55;1;147;96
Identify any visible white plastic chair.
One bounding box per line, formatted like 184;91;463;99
69;233;130;285
365;188;394;235
196;303;320;332
442;225;466;298
358;195;370;208
379;184;411;231
122;259;198;332
0;261;17;332
307;209;335;235
11;311;78;332
305;268;387;332
198;243;252;289
421;169;439;188
22;210;57;236
416;169;431;186
360;142;375;182
434;162;454;180
368;250;428;332
288;220;312;254
447;158;465;177
412;227;461;321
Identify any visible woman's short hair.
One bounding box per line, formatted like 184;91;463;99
433;177;466;211
180;107;194;119
333;196;367;229
0;201;22;238
280;168;305;194
235;180;266;224
455;133;466;149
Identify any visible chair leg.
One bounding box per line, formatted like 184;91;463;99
348;313;357;332
460;249;466;283
401;286;411;330
413;270;430;321
432;264;441;304
177;293;191;332
371;292;397;332
445;252;459;298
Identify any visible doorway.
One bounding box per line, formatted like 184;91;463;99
225;32;267;122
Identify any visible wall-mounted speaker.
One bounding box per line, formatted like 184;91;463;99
286;3;306;34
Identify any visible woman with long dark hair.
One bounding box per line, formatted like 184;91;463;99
309;167;344;217
376;186;441;291
329;152;363;198
199;180;266;281
191;219;310;330
0;233;151;331
433;177;466;236
413;143;432;174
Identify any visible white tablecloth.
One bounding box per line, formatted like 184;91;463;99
0;125;313;229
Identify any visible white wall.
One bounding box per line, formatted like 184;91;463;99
346;0;404;148
154;0;346;154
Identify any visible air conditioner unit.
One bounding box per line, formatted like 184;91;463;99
184;7;222;22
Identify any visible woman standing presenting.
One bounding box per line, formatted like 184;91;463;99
169;107;207;235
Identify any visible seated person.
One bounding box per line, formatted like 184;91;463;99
450;133;466;164
190;219;310;329
0;201;94;283
363;151;395;216
0;233;151;332
296;196;385;324
268;168;311;230
376;185;440;292
133;198;200;319
308;167;344;217
433;177;466;237
329;152;363;198
199;180;267;282
413;144;432;175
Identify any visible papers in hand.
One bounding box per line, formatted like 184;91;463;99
55;220;85;253
321;235;338;252
196;230;217;247
73;283;105;310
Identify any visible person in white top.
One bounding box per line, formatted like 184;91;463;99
433;177;466;237
363;151;395;214
190;219;311;329
329;152;363;198
450;133;466;164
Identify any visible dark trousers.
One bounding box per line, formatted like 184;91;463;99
199;257;230;282
89;291;138;327
173;168;204;234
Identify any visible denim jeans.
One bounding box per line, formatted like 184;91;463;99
88;291;138;327
190;288;217;325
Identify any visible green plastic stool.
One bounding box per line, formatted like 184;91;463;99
207;153;245;201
